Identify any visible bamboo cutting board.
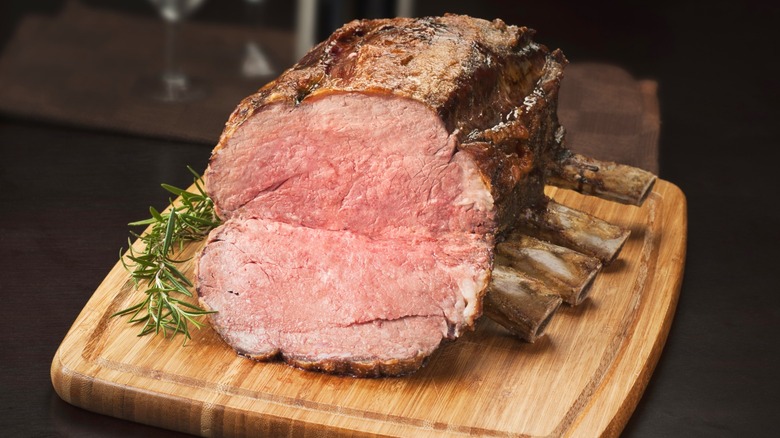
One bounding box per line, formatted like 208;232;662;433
51;179;686;437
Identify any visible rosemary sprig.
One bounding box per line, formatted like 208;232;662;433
113;166;221;343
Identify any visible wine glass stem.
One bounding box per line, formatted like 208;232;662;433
164;19;182;83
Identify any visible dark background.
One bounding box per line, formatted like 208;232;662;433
1;0;778;436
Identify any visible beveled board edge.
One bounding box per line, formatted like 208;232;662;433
567;180;686;437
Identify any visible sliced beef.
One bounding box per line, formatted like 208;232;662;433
197;15;567;376
197;217;491;375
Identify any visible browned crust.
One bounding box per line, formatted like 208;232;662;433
460;48;568;235
280;352;431;378
214;15;546;148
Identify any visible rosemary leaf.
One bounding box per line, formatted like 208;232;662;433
161;208;176;256
114;167;221;343
161;183;186;196
149;206;165;222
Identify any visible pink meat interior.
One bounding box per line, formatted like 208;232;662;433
200;92;495;364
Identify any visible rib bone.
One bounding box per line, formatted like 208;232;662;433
483;264;563;342
512;200;630;263
496;235;602;305
547;151;657;206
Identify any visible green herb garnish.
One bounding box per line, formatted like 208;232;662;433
113;166;221;343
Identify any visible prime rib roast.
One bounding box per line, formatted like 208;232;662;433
196;14;656;376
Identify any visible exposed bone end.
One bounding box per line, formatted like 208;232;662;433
496;235;602;305
570;261;600;305
548;152;657;206
514;200;630;264
483;265;563;342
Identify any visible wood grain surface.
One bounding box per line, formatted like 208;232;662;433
50;179;686;437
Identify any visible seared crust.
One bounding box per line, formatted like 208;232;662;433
215;15;545;145
282;352;430;378
285;355;430;378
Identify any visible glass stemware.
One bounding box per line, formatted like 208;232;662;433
241;0;276;79
139;0;208;102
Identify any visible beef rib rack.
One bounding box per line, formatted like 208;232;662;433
196;14;656;376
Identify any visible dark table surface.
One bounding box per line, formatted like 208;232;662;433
1;1;778;437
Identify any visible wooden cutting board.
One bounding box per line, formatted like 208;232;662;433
51;179;686;437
